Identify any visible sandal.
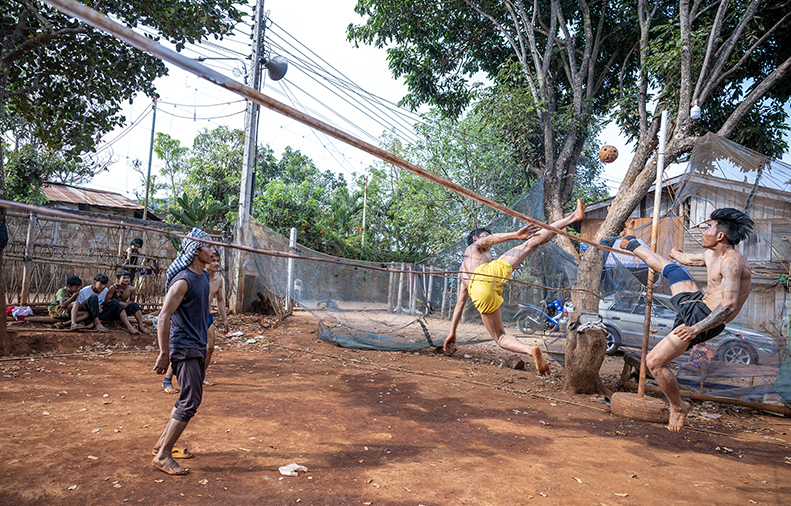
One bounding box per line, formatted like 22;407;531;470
151;446;194;459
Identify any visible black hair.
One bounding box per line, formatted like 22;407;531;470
66;275;82;287
710;208;755;245
130;238;143;247
117;270;132;279
467;227;492;246
93;273;109;284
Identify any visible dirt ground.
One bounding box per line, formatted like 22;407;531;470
1;310;789;506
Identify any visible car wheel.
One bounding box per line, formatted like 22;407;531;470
604;325;621;356
718;341;759;365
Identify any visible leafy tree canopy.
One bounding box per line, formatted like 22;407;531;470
0;0;247;159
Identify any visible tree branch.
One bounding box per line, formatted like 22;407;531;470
717;53;791;138
692;0;730;101
697;0;762;103
2;27;86;66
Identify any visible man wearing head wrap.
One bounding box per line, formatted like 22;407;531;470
151;228;215;475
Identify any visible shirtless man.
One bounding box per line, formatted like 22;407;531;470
204;253;230;385
444;199;586;375
620;208;753;431
162;253;229;391
107;270;149;335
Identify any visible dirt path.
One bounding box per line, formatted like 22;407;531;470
1;311;789;505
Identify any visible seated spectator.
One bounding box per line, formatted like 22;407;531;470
69;273;120;331
107;270;149;335
124;238;144;281
50;275;82;321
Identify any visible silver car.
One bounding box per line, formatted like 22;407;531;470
599;294;784;367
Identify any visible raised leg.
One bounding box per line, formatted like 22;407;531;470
163;365;179;394
620;220;699;295
500;198;586;269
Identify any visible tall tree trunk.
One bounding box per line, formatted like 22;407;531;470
563;248;607;393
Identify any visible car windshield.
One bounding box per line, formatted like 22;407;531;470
633;296;677;318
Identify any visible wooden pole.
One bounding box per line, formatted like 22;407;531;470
286;227;296;314
638;111;668;397
409;266;417;315
20;212;37;305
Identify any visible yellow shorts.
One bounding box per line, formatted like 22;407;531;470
468;259;513;314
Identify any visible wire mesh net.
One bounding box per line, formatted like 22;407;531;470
238;134;791;407
239;176;578;352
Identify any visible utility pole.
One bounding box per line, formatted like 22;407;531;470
142;97;157;221
232;0;265;313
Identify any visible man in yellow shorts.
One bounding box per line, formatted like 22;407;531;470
444;199;586;375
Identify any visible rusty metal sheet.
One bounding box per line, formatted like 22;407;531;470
42;183;143;210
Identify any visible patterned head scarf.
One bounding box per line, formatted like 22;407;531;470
166;227;211;287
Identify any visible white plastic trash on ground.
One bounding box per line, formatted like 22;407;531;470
278;463;308;476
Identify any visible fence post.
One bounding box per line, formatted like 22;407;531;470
20;212;37;305
426;266;434;313
387;262;395;313
286;227;297;314
441;272;448;319
396;262;405;314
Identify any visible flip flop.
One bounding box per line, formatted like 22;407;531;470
95;326;108;331
151;447;194;459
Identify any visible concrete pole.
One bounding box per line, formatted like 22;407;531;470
286;227;296;313
143;98;157;221
231;0;265;313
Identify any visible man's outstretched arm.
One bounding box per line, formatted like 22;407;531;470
472;225;541;250
669;248;706;267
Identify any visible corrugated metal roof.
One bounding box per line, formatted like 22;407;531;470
42;183;143;210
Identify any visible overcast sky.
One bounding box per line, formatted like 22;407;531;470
88;0;787;202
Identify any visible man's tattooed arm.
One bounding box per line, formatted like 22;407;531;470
691;304;733;333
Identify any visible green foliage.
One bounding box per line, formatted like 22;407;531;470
167;192;233;231
2;143;95;203
0;0;247;160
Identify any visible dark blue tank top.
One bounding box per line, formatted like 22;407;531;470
168;268;210;350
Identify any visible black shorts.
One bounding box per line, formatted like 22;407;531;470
170;348;206;422
670;291;725;349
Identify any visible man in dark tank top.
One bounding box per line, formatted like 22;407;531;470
151;228;215;475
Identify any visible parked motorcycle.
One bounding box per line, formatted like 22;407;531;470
515;297;571;334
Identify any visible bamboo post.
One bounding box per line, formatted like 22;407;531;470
20;212;37;305
387;263;395;313
116;226;126;269
396;262;405;314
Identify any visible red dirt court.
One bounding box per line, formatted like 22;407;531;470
1;311;789;505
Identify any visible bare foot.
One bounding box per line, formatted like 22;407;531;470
69;322;84;331
163;383;180;394
152;455;188;475
619;220;636;249
139;326;150;335
203;379;214;386
128;327;140;335
571;198;586;222
667;401;690;432
531;346;550;376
